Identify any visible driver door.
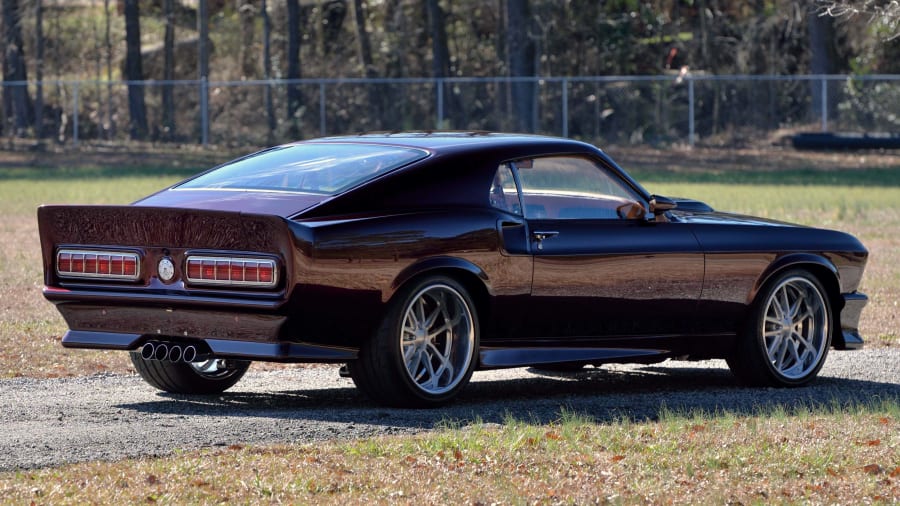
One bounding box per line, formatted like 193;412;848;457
512;156;704;339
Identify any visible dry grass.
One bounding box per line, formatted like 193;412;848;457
1;146;898;379
1;403;897;505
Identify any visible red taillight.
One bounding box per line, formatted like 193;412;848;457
185;256;278;288
56;249;141;281
259;263;274;283
123;256;137;276
97;254;110;274
58;252;72;272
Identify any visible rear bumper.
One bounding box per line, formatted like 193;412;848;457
62;330;357;362
837;291;867;350
48;287;359;362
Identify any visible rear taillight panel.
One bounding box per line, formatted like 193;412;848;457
56;249;141;281
185;256;278;288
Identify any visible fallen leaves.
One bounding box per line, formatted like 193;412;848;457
863;464;884;475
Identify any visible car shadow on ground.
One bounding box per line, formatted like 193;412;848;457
117;364;900;429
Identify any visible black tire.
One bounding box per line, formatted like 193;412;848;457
348;275;479;408
129;352;251;394
727;269;832;387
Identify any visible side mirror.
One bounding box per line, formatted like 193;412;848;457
616;201;647;220
649;195;677;214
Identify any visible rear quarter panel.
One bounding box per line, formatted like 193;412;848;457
285;209;532;347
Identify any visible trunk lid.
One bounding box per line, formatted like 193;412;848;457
37;205;295;292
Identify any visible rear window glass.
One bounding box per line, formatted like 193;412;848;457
176;143;428;195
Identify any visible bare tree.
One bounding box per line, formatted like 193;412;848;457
197;0;209;144
809;5;838;122
34;0;43;138
818;0;900;39
104;0;115;138
238;1;257;79
124;0;148;139
2;0;32;137
352;0;375;78
162;0;176;139
261;0;275;141
505;0;535;133
424;0;463;128
286;0;303;136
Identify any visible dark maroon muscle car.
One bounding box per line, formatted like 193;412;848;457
38;133;869;407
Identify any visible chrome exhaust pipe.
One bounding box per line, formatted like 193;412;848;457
153;343;169;361
141;342;156;360
167;345;182;362
182;345;198;363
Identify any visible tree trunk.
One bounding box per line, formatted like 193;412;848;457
197;0;209;144
352;0;381;128
497;0;509;130
162;0;175;140
286;0;302;136
505;0;535;133
104;0;114;138
424;0;462;128
261;0;275;141
123;0;148;139
238;1;256;78
352;0;374;77
808;7;836;127
424;0;450;79
2;0;31;137
34;0;44;138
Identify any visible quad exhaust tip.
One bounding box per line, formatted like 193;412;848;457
140;341;201;363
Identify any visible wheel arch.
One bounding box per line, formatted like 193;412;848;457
390;257;492;334
751;253;845;348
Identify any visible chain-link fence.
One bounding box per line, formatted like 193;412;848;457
3;74;899;147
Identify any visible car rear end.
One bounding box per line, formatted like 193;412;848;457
36;204;319;361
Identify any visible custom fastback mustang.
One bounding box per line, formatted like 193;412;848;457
39;133;868;407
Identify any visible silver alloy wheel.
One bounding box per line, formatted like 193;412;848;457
189;359;240;379
761;276;829;380
399;283;475;395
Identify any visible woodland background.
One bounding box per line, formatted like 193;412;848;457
1;0;899;147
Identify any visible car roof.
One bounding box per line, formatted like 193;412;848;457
298;132;599;154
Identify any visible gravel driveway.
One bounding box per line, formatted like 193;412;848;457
2;348;898;471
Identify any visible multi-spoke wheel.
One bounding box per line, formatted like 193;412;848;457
728;270;832;387
348;275;479;407
130;352;251;394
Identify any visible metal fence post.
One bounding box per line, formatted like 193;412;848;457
821;77;828;132
73;81;80;146
319;82;326;136
561;78;568;138
688;77;695;147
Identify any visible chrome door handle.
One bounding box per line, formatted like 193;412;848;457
532;230;559;250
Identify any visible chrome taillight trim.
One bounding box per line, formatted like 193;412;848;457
184;255;279;289
56;249;141;281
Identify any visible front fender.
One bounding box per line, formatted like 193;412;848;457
749;253;839;304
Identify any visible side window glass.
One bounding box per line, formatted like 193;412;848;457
515;156;645;220
489;164;521;215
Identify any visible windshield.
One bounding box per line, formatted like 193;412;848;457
176;143;428;195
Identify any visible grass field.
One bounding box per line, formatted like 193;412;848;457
1;401;897;504
0;147;898;504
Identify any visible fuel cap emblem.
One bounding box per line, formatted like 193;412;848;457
158;257;175;282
